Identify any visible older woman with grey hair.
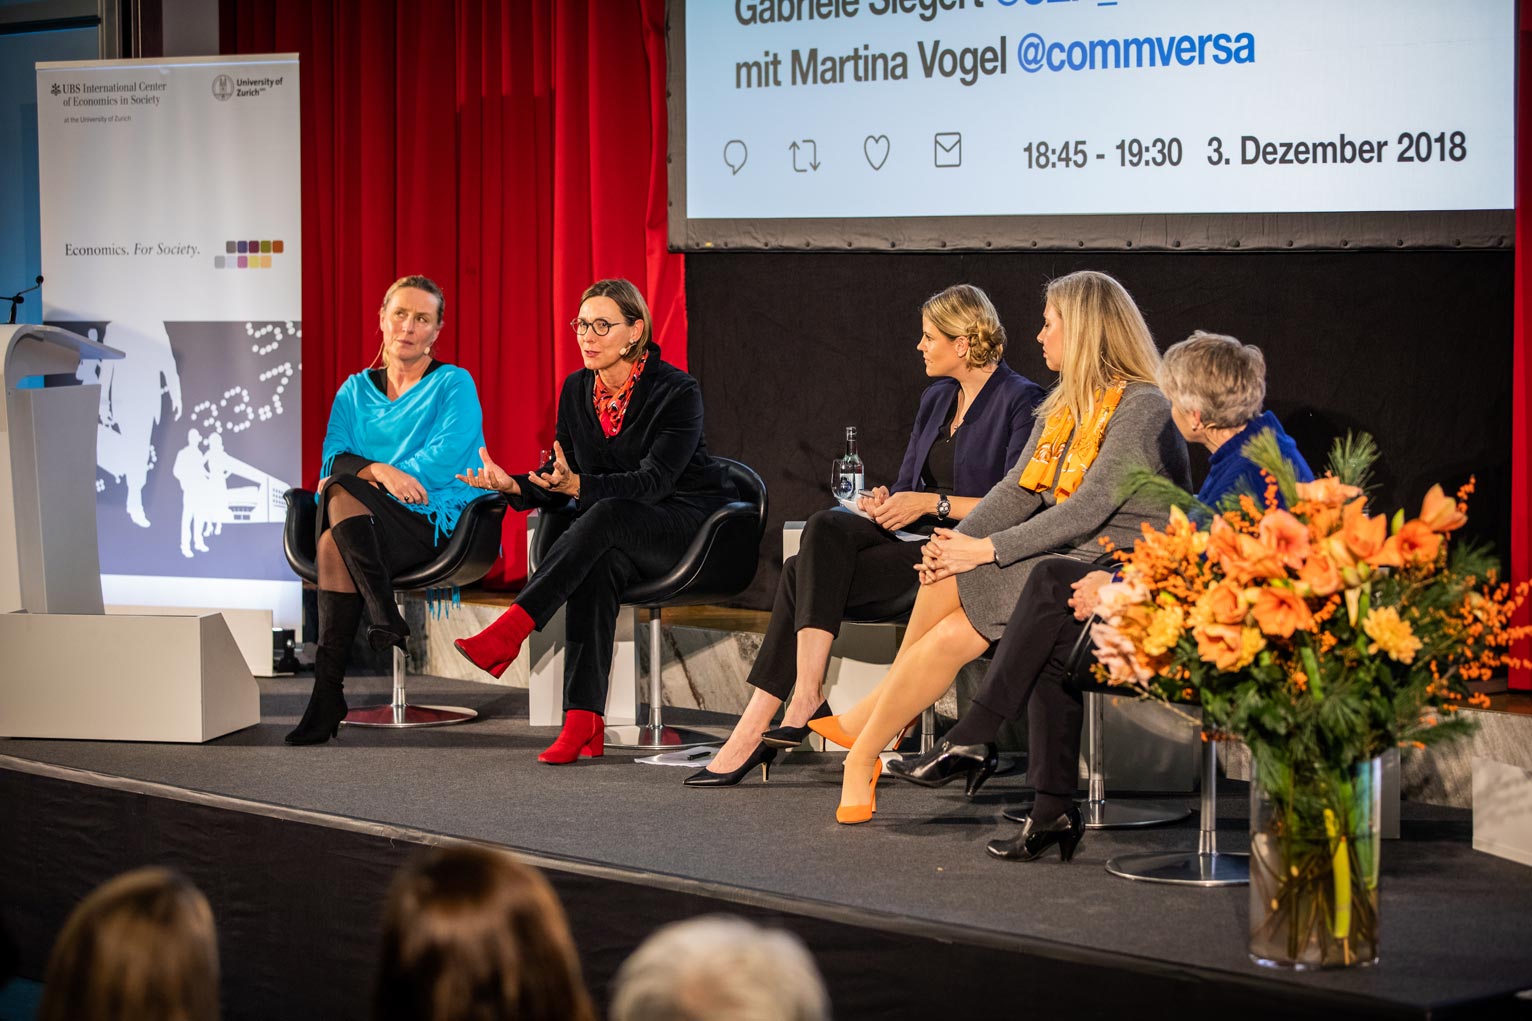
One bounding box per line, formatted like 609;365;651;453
1157;330;1309;500
888;328;1314;864
609;916;830;1021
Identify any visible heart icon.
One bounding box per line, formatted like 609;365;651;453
863;135;890;171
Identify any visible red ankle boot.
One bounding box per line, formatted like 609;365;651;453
538;709;605;764
454;604;534;679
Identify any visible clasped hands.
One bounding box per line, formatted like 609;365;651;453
1068;570;1112;621
457;441;580;499
915;528;996;585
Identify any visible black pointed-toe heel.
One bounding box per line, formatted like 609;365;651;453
885;740;999;797
760;700;832;749
985;805;1085;862
683;744;779;787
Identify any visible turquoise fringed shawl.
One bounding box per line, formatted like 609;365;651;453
321;364;487;542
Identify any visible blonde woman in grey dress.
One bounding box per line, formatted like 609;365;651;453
812;270;1191;824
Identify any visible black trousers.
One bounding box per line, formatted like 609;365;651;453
969;557;1098;800
745;508;925;699
516;496;721;715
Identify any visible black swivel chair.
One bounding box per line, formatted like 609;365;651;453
529;458;767;751
283;488;508;728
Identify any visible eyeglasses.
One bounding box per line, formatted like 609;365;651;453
570;317;626;337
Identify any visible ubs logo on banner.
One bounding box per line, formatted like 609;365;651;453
212;75;235;101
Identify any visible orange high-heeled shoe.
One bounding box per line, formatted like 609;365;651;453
811;715;922;752
808;714;856;750
836;758;884;825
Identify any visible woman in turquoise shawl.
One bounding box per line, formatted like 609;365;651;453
287;275;486;745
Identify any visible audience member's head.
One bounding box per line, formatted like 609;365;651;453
39;867;219;1021
922;283;1006;369
609;914;829;1021
374;845;593;1021
1158;330;1267;439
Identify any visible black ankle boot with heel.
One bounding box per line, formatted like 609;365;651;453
886;739;999;797
286;591;361;746
985;804;1085;862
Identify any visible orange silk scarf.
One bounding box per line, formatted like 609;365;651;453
1017;380;1128;502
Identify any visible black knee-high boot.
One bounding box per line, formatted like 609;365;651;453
285;591;362;745
329;516;409;650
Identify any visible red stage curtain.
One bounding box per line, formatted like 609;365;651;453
1513;0;1531;688
219;0;684;587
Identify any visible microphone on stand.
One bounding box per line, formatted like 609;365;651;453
6;275;44;325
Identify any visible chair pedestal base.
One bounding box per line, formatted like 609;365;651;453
603;723;721;752
342;645;476;728
343;704;477;728
1003;799;1191;829
1105;850;1249;887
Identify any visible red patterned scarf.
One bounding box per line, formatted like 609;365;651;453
592;353;649;438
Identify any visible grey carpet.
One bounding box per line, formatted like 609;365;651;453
4;674;1530;1011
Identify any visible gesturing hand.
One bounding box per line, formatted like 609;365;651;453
526;440;580;498
370;463;427;504
457;446;520;496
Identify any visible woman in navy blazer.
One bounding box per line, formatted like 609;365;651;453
686;284;1044;786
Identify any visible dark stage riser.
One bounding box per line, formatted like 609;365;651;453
1;764;1522;1021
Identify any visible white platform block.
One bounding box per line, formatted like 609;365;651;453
1473;755;1532;868
0;611;260;742
108;604;280;677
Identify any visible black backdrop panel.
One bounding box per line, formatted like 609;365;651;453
688;251;1514;610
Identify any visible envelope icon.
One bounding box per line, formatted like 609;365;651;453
934;132;962;168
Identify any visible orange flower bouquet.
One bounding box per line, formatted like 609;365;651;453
1092;433;1530;970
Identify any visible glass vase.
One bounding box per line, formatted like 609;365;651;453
1248;754;1382;970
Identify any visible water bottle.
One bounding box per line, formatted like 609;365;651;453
834;426;864;499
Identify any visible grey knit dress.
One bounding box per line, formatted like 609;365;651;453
953;382;1191;641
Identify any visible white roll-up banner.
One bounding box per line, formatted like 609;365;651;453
35;55;302;628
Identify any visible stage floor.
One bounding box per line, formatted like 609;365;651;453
4;674;1531;1017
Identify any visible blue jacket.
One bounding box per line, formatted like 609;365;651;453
1198;410;1315;506
893;361;1045;498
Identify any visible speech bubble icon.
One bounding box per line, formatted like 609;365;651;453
723;139;748;175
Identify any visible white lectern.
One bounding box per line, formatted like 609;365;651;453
0;324;260;741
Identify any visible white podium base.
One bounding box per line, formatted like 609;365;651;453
0;611;260;742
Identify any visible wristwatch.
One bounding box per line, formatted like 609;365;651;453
936;493;951;520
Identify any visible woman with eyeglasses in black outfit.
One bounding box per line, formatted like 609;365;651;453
455;279;736;764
